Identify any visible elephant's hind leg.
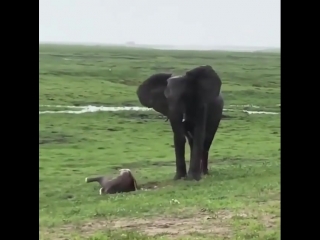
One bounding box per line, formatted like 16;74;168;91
85;176;104;184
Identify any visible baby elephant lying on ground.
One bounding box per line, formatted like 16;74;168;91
85;169;138;195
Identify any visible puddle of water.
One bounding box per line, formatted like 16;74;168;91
39;105;280;115
39;105;151;114
40;104;280;110
229;104;280;108
39;105;85;109
243;110;279;115
229;104;261;108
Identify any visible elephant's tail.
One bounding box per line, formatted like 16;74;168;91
85;176;103;183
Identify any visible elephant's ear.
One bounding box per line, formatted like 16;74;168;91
136;73;172;116
186;65;222;99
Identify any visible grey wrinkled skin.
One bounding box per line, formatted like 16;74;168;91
85;169;138;194
137;65;224;181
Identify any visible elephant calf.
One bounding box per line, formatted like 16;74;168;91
85;169;138;195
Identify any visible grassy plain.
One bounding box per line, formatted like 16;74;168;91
39;44;280;240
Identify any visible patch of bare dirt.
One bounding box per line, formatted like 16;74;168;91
40;207;280;239
258;199;280;229
40;212;232;239
83;216;231;237
214;209;278;226
260;214;279;229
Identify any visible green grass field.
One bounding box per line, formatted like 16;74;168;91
39;44;280;240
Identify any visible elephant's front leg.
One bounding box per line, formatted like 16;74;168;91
186;135;193;163
184;128;194;167
187;106;207;181
170;120;187;180
173;133;187;179
201;151;209;175
202;120;221;175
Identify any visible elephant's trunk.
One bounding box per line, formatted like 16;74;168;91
168;101;185;122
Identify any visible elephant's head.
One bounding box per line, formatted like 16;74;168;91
163;75;189;120
136;65;221;121
164;65;222;120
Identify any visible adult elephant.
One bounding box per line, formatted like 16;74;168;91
136;65;224;181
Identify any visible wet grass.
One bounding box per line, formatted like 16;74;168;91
39;44;280;240
39;44;280;107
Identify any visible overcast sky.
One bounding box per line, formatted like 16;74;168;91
39;0;280;48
